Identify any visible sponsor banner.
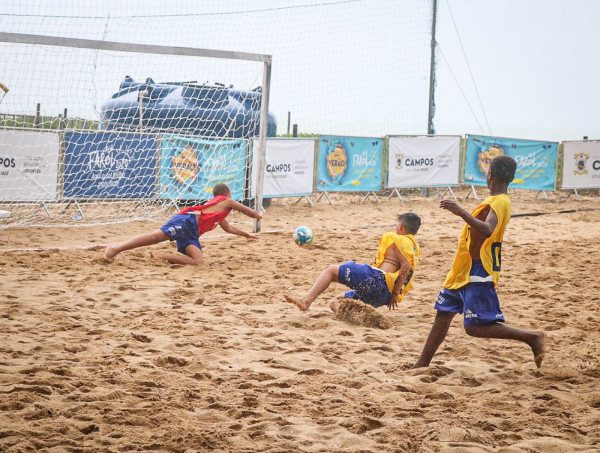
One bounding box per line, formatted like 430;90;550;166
388;135;460;188
159;133;246;200
465;135;558;191
64;131;157;198
0;129;59;201
317;135;383;192
251;139;315;197
562;140;600;189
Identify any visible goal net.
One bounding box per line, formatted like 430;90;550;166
0;0;433;228
0;32;271;228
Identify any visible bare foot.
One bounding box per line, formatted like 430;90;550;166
103;245;118;261
329;300;339;313
411;361;429;370
531;331;547;369
285;295;310;311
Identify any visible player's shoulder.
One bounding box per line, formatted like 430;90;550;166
393;233;416;249
488;193;511;209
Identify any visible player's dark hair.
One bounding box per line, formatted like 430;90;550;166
213;183;231;196
489;156;517;185
398;212;421;235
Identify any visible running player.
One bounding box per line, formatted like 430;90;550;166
412;155;546;369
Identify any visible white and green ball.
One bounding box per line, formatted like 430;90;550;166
292;226;314;246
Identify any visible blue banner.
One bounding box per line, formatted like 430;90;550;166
159;134;246;200
317;135;383;192
63;132;157;198
465;135;558;191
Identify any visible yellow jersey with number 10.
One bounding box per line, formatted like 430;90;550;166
443;194;511;289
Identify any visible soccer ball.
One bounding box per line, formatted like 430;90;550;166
293;226;314;246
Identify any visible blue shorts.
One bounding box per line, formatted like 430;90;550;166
338;261;391;308
434;260;505;326
160;214;202;254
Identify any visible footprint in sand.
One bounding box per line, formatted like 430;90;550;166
155;356;188;367
131;333;152;343
342;417;384;434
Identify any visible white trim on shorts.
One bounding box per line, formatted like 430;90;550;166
469;275;493;283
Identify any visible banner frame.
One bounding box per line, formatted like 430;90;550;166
560;139;600;190
62;129;160;201
250;137;317;200
464;133;559;191
316;133;384;195
0;127;61;203
386;134;462;189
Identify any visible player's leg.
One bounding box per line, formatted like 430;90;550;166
151;243;204;266
461;281;546;368
104;229;168;260
464;324;546;368
413;310;457;368
413;288;462;368
285;264;340;311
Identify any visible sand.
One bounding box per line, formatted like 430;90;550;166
1;191;599;452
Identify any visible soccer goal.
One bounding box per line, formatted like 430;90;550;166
0;32;271;231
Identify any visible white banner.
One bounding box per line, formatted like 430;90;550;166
562;140;600;189
387;135;461;188
0;129;60;201
252;139;315;197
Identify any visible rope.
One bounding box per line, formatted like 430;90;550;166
445;0;492;134
437;43;486;134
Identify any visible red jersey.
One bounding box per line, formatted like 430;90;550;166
178;195;232;236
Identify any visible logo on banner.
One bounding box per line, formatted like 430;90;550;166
394;153;404;170
171;145;199;185
87;145;131;171
326;143;348;183
573;152;589;175
266;163;291;173
477;145;504;175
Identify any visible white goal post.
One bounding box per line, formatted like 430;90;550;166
0;32;271;232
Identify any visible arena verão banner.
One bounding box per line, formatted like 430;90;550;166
465;135;558;191
317;135;383;192
251;138;315;198
63;131;157;198
387;135;460;188
159;133;246;201
561;140;600;189
0;129;60;201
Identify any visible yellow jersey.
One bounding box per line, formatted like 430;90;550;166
443;194;511;289
373;233;420;302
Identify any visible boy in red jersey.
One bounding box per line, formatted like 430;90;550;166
103;183;262;266
412;156;546;369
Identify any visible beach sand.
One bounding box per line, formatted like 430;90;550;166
1;192;599;452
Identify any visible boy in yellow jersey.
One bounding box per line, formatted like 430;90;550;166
413;156;546;369
285;212;421;312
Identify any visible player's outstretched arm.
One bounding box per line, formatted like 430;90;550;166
440;200;498;238
219;219;258;240
225;199;263;220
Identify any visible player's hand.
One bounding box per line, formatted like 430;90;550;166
256;212;264;220
440;200;465;217
245;233;259;240
388;294;398;310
